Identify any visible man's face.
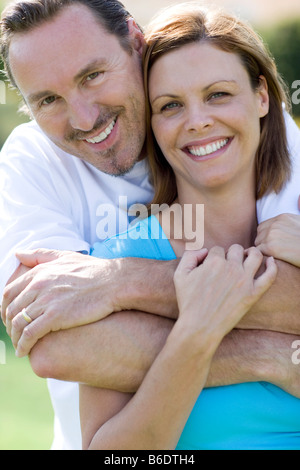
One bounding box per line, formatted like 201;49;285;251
9;4;146;175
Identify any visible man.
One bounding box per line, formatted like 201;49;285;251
0;0;300;450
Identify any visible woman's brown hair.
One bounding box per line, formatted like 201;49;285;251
143;2;292;206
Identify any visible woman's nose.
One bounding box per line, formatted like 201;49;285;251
184;104;214;133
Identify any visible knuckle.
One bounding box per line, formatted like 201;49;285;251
2;285;11;300
264;238;279;254
11;314;21;330
248;246;263;258
23;326;34;341
31;278;47;291
6;306;16;322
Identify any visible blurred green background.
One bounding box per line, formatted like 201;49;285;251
0;0;300;451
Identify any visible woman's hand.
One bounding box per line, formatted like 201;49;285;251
255;214;300;267
173;245;278;351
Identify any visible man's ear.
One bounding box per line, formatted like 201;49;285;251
127;18;145;56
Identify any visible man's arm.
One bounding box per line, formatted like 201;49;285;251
29;314;300;399
237;258;300;334
29;311;173;392
3;248;300;358
3;250;300;395
2;251;179;356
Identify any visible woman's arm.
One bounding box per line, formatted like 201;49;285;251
80;246;277;450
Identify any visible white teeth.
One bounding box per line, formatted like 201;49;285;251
189;138;229;157
86;119;116;144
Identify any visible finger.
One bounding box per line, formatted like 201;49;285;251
16;315;52;358
226;244;245;263
6;285;37;337
11;304;44;349
1;264;32;326
15;248;63;268
175;248;208;276
253;256;277;297
254;242;271;257
204;246;225;261
243;246;264;277
10;311;32;349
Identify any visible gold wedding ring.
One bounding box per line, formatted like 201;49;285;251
21;308;33;324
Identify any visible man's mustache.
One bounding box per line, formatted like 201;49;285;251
65;109;121;142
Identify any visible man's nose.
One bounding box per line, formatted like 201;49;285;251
68;97;99;132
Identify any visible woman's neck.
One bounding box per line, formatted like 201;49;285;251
162;180;257;256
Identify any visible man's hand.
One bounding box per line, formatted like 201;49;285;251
255;213;300;267
2;248;179;358
2;249;122;356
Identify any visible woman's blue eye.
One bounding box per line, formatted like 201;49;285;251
162;102;180;112
210;92;229;99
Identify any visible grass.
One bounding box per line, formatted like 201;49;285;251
0;322;54;450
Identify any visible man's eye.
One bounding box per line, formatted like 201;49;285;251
41;96;57;106
86;72;101;81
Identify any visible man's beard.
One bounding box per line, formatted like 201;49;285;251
94;146;139;177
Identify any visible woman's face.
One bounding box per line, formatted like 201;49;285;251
149;42;269;194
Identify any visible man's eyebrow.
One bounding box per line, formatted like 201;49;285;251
27;90;55;105
73;59;108;82
27;59;108;104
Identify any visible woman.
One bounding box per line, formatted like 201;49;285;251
80;4;300;449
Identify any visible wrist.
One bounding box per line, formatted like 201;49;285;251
114;257;179;318
248;330;288;385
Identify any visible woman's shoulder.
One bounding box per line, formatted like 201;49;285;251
91;215;176;261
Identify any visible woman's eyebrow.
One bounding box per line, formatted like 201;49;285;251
150;80;238;104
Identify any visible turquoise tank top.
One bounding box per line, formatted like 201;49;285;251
91;215;300;450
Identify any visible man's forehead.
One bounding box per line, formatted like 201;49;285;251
9;3;115;59
9;4;126;97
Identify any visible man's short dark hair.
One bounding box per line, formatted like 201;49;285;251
0;0;138;87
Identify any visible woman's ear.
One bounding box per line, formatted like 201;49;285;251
257;75;269;118
127;18;146;56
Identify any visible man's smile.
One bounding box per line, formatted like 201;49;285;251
84;118;117;144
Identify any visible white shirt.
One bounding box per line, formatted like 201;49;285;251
0;115;299;450
0;120;153;450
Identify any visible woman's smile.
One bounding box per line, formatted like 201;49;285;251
182;136;233;162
